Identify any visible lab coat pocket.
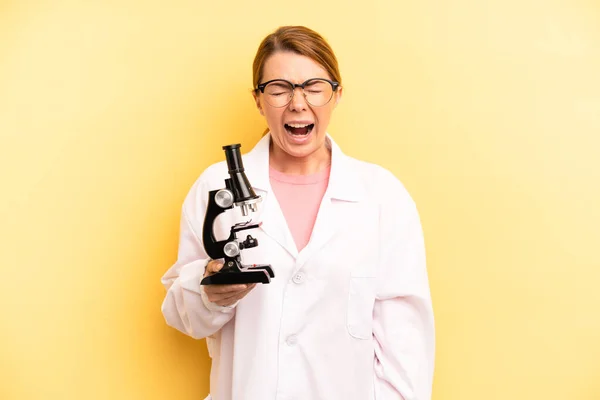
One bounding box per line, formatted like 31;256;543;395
347;276;376;340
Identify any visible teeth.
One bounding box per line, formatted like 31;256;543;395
286;123;312;128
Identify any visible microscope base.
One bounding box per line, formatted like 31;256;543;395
200;268;273;285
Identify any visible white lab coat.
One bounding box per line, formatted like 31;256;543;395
161;133;435;400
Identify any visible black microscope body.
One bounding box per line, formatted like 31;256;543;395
200;144;275;285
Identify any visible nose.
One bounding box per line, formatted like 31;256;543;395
288;87;308;111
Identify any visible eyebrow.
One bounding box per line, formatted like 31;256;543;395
267;81;291;87
262;77;330;84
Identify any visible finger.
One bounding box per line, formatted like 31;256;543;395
205;260;224;276
215;290;251;307
214;289;247;305
214;284;256;306
218;299;238;307
205;284;250;302
207;284;249;295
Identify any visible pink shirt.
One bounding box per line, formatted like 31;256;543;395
268;165;331;252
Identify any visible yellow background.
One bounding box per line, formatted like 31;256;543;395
1;0;599;399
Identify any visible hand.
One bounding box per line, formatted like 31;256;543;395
203;260;257;307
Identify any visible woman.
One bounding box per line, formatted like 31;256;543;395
162;26;435;400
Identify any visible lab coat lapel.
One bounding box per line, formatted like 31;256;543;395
243;134;298;259
295;135;365;269
256;189;298;259
297;196;336;268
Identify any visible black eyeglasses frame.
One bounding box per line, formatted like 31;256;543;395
255;78;340;94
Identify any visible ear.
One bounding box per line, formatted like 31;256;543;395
252;91;264;116
333;86;343;108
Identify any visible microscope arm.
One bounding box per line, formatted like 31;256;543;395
202;189;236;260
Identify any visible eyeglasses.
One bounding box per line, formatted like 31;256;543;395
255;78;340;108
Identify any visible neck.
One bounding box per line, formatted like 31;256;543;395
269;140;331;175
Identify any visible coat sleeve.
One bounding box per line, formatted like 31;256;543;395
373;178;435;400
161;176;237;339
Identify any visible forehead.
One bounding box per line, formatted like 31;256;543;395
261;51;330;83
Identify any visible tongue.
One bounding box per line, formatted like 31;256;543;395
289;126;309;135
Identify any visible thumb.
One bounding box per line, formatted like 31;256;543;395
205;260;224;276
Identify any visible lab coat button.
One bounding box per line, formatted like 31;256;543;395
286;334;298;346
292;272;305;284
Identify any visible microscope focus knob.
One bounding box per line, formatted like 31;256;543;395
223;241;240;257
215;189;234;208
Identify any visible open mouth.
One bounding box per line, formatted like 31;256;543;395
284;123;314;136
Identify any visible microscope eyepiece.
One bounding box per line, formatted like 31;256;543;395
222;144;243;172
222;144;260;206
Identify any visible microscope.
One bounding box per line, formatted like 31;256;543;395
200;144;275;285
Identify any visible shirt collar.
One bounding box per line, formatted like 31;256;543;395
244;132;365;202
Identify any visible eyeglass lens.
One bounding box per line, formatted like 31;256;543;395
263;79;334;108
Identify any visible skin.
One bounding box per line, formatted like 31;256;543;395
203;260;256;306
204;51;342;306
254;51;342;175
